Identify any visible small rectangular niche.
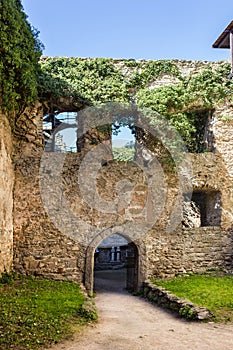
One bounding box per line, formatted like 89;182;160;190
183;190;222;227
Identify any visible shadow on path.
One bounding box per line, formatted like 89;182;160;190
49;269;233;350
94;268;127;293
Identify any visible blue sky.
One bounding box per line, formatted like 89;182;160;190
21;1;232;148
21;0;232;62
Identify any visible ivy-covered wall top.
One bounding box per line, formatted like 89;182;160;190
1;2;232;152
39;57;233;152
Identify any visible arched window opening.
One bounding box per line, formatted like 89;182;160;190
43;112;78;152
94;234;138;292
112;124;136;161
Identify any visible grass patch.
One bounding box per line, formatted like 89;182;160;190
0;273;97;349
152;273;233;323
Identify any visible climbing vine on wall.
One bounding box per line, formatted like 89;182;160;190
38;57;183;103
0;0;43;114
136;63;233;151
39;57;129;103
1;2;231;155
123;59;181;89
39;57;232;152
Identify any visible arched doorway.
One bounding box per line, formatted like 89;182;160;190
85;234;140;294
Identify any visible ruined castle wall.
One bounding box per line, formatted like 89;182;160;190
145;152;233;279
115;59;225;89
205;103;233;178
204;103;233;233
13;156;86;282
11;59;233;287
13;149;233;284
0;111;14;274
12;103;86;282
13;153;150;281
146;226;232;279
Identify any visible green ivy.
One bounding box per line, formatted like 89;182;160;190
39;57;129;103
126;60;181;89
0;0;43;113
37;58;233;153
1;2;232;155
39;59;232;151
136;64;233;152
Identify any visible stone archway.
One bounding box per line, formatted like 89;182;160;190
84;234;144;295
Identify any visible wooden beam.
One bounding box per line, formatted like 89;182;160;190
230;30;233;73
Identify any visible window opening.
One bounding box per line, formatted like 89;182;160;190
112;124;136;161
43;112;78;152
183;190;222;228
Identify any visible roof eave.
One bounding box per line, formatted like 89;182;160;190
212;20;233;49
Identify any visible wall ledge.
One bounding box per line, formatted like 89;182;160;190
142;281;214;321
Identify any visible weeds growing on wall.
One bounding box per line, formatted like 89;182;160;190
39;57;233;152
1;0;232;153
39;57;129;103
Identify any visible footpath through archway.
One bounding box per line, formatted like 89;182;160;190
49;271;233;350
93;236;139;293
85;233;141;294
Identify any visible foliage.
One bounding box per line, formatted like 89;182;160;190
153;273;233;323
0;275;97;349
1;18;230;151
125;60;181;89
77;300;98;321
39;58;181;103
112;147;135;161
0;268;16;284
39;57;129;103
179;305;197;320
136;64;233;152
0;3;231;152
39;57;232;153
0;0;43;113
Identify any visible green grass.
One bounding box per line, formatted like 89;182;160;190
152;273;233;323
0;273;97;349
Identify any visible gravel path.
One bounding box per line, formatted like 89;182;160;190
49;269;233;350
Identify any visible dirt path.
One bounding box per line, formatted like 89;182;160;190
49;270;233;350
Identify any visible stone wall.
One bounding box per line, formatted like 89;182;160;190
191;153;233;230
146;152;233;279
13;149;233;287
0;111;14;274
7;59;233;290
13;153;149;282
205;102;233;181
142;281;214;321
10;99;87;282
114;58;225;89
146;226;232;279
13;156;86;282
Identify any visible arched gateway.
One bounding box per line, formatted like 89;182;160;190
84;233;143;295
